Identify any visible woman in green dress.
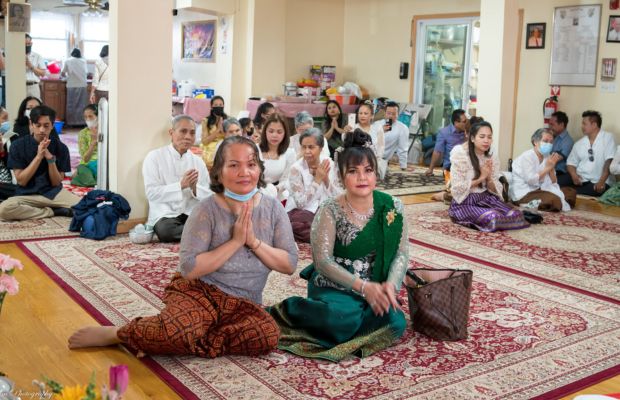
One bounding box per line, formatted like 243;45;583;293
269;129;408;362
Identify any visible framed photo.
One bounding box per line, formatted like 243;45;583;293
8;2;30;33
182;20;216;62
606;15;620;42
601;58;617;80
550;5;601;86
526;23;546;49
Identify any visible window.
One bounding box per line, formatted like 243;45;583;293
30;11;73;61
80;15;109;60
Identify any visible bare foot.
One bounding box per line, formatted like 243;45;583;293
68;326;122;349
431;192;445;202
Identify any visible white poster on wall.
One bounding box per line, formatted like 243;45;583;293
549;4;601;86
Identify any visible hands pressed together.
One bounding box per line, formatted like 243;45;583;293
313;159;331;186
180;169;199;192
232;201;259;250
37;138;54;161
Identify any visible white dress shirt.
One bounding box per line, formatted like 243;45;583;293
92;58;109;91
510;149;570;211
567;130;616;185
61;57;87;88
26;52;46;83
285;156;342;213
371;119;410;169
610;145;620;175
143;144;211;225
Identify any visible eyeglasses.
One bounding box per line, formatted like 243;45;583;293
588;148;594;162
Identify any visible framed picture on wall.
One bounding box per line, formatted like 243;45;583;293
526;23;546;49
549;5;601;86
607;15;620;42
7;2;31;33
182;20;216;62
601;58;617;80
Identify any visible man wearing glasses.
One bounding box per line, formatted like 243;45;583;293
564;110;616;196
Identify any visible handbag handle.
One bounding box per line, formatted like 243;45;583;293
426;285;460;336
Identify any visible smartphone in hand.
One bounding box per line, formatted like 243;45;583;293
385;118;393;131
347;113;356;128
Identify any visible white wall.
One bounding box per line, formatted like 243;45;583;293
284;0;345;84
172;9;218;88
513;0;620;158
110;0;173;220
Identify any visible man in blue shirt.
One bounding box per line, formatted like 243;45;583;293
0;105;79;220
548;111;574;187
425;109;467;176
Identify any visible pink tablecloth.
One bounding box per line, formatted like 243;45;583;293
172;97;211;122
246;99;358;119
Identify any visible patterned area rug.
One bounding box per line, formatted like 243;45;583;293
377;166;444;196
20;236;620;399
0;217;76;242
404;202;620;303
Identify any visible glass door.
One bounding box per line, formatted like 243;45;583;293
414;17;479;134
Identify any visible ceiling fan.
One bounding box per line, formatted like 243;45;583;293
54;0;109;15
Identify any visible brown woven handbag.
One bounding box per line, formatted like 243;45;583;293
404;268;473;341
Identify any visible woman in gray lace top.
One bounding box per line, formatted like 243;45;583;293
69;136;298;358
270;130;408;362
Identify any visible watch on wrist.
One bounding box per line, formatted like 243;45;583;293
46;156;57;164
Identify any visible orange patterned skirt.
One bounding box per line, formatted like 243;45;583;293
117;274;280;357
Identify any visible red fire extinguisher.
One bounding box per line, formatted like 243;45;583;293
543;96;558;127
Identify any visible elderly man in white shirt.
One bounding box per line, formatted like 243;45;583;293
370;102;409;176
25;34;47;99
510;128;576;212
143;115;211;242
564;110;616;197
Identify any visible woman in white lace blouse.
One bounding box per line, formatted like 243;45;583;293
259;114;296;200
449;121;529;232
286;128;342;242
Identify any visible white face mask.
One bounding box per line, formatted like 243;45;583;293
86;119;98;129
24;109;31;119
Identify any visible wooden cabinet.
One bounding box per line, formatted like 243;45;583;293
41;80;66;121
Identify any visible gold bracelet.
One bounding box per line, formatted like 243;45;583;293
250;240;261;251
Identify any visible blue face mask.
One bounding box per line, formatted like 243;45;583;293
0;121;10;134
539;142;553;156
224;187;258;202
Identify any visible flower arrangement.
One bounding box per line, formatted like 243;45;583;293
0;254;23;313
35;365;129;400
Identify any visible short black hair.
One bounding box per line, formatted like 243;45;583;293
385;101;400;111
30;105;56;124
25;33;32;40
83;103;98;116
451;109;466;124
239;117;252;130
71;48;81;58
99;45;109;58
551;111;568;127
582;110;602;128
